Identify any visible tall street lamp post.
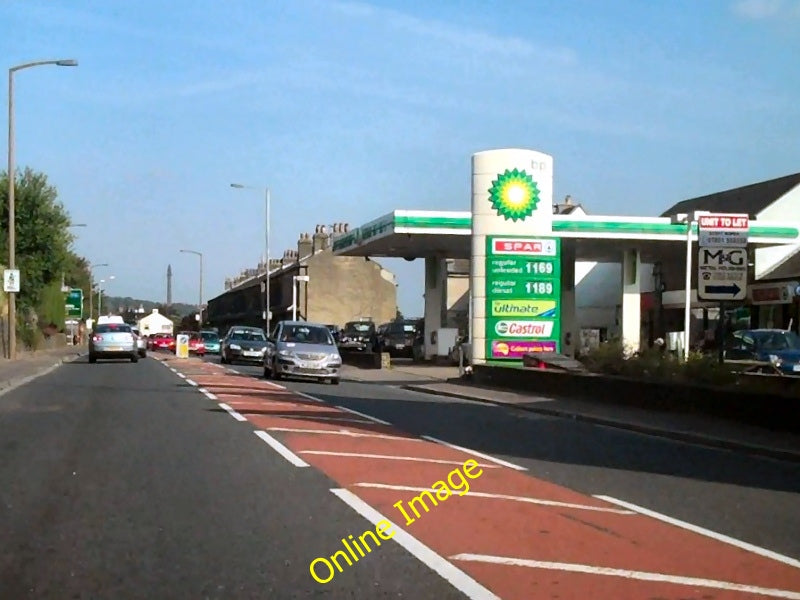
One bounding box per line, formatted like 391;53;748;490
97;275;115;317
7;58;78;360
230;183;270;333
180;249;203;328
88;262;109;326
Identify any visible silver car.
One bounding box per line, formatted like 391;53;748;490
220;326;269;364
264;320;341;384
89;323;139;363
131;327;147;358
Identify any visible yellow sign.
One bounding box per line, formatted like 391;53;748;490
490;299;557;318
176;334;190;358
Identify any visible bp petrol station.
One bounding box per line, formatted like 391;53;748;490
333;148;800;365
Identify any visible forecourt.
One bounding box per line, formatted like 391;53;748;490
332;148;800;360
161;353;800;599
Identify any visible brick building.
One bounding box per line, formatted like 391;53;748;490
206;223;398;334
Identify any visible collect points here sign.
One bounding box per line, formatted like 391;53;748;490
485;236;561;359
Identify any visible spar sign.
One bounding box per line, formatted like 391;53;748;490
698;214;749;248
485;236;561;360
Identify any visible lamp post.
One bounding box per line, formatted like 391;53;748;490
231;183;270;333
292;275;309;321
671;210;710;361
97;275;115;317
88;262;109;326
180;249;203;328
7;58;78;359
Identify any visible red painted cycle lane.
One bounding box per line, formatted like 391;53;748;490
162;357;800;599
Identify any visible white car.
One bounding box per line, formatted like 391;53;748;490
131;326;147;358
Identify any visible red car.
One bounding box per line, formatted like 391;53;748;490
150;333;175;352
188;334;206;357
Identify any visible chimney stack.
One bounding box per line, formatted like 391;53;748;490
298;232;313;258
166;264;172;307
312;224;330;252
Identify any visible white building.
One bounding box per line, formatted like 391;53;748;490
137;309;174;336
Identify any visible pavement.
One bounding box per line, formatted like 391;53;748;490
339;362;800;463
0;345;85;394
1;350;798;598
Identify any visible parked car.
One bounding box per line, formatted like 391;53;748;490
188;334;206;356
338;320;377;352
89;322;139;363
200;330;221;354
725;328;800;375
378;319;419;358
220;326;269;364
131;327;147;358
264;320;341;384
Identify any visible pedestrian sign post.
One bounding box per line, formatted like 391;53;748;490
65;288;83;317
176;333;190;358
3;269;20;293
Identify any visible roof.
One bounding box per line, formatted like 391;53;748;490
660;172;800;218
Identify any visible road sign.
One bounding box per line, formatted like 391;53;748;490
698;213;749;247
3;269;20;293
697;247;747;301
65;288;83;317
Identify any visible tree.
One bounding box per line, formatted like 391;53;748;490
0;168;75;314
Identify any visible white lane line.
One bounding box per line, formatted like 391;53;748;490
199;388;218;400
185;379;197;386
218;403;248;422
266;427;424;441
595;495;800;569
331;489;500;600
298;451;500;468
335;405;391;425
266;414;375;424
353;484;635;515
254;430;309;467
421;435;527;472
294;390;324;403
176;372;186;379
450;554;800;599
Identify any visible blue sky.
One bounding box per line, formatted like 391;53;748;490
1;0;798;315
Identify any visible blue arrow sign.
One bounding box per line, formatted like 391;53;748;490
705;283;741;295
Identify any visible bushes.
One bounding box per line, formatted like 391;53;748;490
582;341;736;387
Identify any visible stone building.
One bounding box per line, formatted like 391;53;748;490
206;223;398;334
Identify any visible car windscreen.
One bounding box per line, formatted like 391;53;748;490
96;324;131;334
387;322;416;334
279;325;334;345
201;332;219;341
229;331;266;342
755;331;800;351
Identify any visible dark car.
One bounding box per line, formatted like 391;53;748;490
324;324;341;344
379;320;419;358
220;326;269;364
725;328;800;375
338;320;377;352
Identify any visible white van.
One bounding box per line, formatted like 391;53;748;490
97;315;125;325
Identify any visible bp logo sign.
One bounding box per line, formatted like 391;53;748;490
488;169;540;222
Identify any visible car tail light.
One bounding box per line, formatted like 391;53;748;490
92;335;102;342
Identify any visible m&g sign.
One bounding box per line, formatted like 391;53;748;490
485;236;561;360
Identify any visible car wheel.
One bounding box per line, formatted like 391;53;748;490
131;354;138;363
89;354;97;364
330;378;340;385
272;359;283;380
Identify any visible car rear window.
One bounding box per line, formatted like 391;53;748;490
388;322;416;334
96;324;132;333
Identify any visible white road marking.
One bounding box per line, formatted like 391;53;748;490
298;451;500;468
293;390;324;402
176;372;186;379
266;414;375;424
450;553;800;599
331;489;500;599
199;388;218;400
266;427;423;441
218;403;247;422
595;495;800;569
185;379;197;386
353;483;635;514
254;431;309;467
421;435;527;471
335;405;391;425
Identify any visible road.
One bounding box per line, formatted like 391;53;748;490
0;351;798;599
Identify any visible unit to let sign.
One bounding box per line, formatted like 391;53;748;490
485;236;561;360
698;214;749;248
3;269;20;293
697;247;748;301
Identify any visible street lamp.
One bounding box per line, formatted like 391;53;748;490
180;249;203;328
97;275;115;317
88;262;109;325
292;275;309;321
7;58;78;359
231;183;270;332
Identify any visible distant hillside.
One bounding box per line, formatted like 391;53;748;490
102;296;197;317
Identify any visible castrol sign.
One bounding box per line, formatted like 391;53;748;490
494;320;554;338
